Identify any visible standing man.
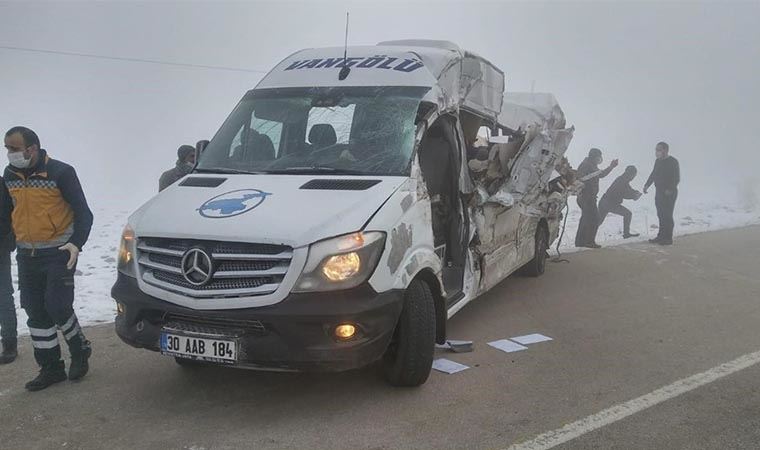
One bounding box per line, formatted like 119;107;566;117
4;126;94;391
159;144;196;192
575;148;619;248
598;165;642;239
644;141;680;245
0;176;16;364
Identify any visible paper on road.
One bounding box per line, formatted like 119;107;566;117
432;358;470;374
511;334;553;345
488;339;528;353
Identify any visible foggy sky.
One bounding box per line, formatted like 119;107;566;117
1;0;758;212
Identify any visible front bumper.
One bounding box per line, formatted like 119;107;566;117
112;274;404;372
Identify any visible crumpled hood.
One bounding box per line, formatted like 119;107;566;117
131;174;406;248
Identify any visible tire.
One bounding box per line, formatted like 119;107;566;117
382;279;436;387
522;226;549;277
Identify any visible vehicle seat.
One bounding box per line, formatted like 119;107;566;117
233;130;276;162
308;124;337;149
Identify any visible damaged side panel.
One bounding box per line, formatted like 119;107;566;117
366;177;442;294
464;93;575;299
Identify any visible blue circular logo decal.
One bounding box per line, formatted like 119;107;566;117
198;189;271;219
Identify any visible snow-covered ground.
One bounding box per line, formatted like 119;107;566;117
558;198;760;253
7;196;760;336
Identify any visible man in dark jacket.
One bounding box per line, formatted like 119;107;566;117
4;126;94;391
644;141;680;245
0;178;16;364
599;165;642;238
575;148;619;248
159;144;196;191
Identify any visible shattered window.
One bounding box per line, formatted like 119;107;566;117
198;86;429;176
306;105;355;145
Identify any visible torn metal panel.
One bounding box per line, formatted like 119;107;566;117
378;40;506;123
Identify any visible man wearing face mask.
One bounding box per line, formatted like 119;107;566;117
644;141;680;245
574;148;619;248
159;144;196;192
3;126;94;391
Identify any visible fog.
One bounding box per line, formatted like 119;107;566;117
1;0;758;212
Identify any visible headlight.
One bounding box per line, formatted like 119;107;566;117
117;225;137;278
293;231;386;292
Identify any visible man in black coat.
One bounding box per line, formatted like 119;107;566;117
575;148;619;248
644;142;680;245
0;178;15;364
599;165;642;238
159;145;195;192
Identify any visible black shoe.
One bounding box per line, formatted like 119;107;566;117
0;338;18;364
658;240;673;246
68;342;92;381
582;243;602;249
649;238;661;244
25;367;67;392
623;232;640;239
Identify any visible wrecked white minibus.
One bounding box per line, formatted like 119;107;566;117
112;40;574;386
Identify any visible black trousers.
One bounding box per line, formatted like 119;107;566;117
0;251;15;341
17;250;88;370
655;189;678;242
598;200;632;235
575;195;600;246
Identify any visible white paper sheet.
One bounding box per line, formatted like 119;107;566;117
488;339;528;353
510;334;553;345
432;358;470;374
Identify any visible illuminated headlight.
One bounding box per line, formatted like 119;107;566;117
117;225;137;278
294;232;386;292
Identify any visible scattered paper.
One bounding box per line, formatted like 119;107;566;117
435;340;474;353
432;358;470;374
510;334;553;345
488;339;528;353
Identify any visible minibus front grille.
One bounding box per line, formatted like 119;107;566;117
136;238;292;298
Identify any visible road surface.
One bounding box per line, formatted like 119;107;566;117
1;226;759;449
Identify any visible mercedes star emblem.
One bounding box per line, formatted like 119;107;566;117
181;248;214;286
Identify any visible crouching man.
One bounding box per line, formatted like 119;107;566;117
598;165;642;238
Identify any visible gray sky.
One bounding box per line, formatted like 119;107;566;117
1;0;758;209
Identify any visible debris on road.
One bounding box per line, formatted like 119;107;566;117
432;358;470;374
510;334;553;345
488;339;529;353
435;340;474;353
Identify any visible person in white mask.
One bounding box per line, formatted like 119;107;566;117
3;126;94;391
159;144;196;192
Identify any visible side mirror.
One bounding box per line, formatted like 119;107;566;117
196;139;209;154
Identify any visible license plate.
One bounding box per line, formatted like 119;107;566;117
160;331;237;364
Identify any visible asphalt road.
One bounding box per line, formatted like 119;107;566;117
1;226;759;450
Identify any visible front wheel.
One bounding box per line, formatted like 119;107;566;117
522;226;549;277
382;280;436;387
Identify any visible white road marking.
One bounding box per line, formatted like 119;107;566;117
507;349;760;450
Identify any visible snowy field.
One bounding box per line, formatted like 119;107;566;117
8;195;760;336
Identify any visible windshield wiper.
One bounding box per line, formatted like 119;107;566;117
193;167;266;175
264;166;371;175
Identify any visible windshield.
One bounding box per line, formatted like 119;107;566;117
197;86;429;176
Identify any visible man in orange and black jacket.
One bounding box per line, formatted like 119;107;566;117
4;126;94;391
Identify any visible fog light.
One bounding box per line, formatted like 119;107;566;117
116;303;125;315
335;324;356;340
